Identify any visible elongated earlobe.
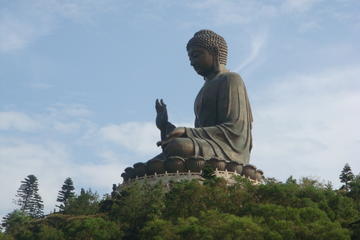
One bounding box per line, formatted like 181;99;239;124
213;53;220;73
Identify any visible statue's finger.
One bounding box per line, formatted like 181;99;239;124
160;99;166;107
156;99;161;111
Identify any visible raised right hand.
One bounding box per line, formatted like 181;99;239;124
155;99;168;130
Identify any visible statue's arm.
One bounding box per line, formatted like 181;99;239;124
162;121;176;141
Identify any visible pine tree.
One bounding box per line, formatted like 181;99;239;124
340;163;354;191
15;175;44;218
56;177;75;212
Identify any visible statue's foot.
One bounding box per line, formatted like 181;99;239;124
147;152;165;162
164;156;186;173
146;153;166;175
225;161;244;174
185;157;205;172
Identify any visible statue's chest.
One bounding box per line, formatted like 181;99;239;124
195;79;221;123
201;81;219;107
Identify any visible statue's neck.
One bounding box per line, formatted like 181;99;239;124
204;64;227;81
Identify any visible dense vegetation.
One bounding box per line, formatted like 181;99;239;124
1;165;360;240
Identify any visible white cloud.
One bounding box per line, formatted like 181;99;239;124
188;0;277;25
0;0;116;52
0;112;40;131
76;162;126;189
282;0;321;13
47;104;93;118
252;65;360;185
100;122;160;156
0;14;39;52
0;140;70;216
234;31;267;72
0;104;130;218
53;121;81;134
0;138;126;218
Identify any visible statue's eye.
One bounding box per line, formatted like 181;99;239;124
192;52;200;58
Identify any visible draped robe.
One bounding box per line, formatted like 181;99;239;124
184;69;253;164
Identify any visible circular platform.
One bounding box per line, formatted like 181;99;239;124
120;169;261;188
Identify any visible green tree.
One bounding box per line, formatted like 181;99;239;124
64;217;123;240
56;177;75;212
110;182;165;240
286;175;297;184
63;188;99;215
0;232;14;240
176;210;264;240
35;225;65;240
1;210;32;237
15;175;44;218
348;175;360;210
340;163;354;191
140;218;178;240
2;175;359;240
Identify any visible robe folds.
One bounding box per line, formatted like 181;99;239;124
185;69;253;164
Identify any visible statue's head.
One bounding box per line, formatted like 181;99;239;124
186;30;228;77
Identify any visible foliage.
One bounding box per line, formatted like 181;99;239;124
348;175;360;210
56;177;75;212
2;174;360;239
201;166;216;180
0;232;14;240
1;210;32;237
109;182;166;240
340;163;354;191
15;175;44;218
64;216;123;240
1;214;123;240
63;188;99;215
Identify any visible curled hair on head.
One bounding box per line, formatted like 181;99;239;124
186;29;228;65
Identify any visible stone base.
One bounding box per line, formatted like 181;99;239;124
121;157;264;184
120;169;262;189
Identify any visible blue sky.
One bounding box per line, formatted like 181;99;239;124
1;0;359;217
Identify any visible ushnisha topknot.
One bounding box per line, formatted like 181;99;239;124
186;29;228;65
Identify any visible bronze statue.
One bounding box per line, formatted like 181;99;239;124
153;29;253;165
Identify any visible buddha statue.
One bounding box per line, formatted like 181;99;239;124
152;29;253;167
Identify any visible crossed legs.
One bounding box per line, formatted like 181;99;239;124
163;138;195;158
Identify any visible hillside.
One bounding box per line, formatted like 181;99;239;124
1;175;360;240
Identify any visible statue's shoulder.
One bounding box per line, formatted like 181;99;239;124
220;71;244;86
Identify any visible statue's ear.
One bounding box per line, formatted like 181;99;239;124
212;52;221;72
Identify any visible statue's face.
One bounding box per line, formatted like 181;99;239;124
187;46;215;77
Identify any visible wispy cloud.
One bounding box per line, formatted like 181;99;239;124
0;138;126;217
252;65;360;184
0;0;116;52
0;103;165;217
0;112;40;131
46;104;93;118
281;0;322;13
100;122;160;156
0;14;41;52
188;0;277;26
234;31;267;72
